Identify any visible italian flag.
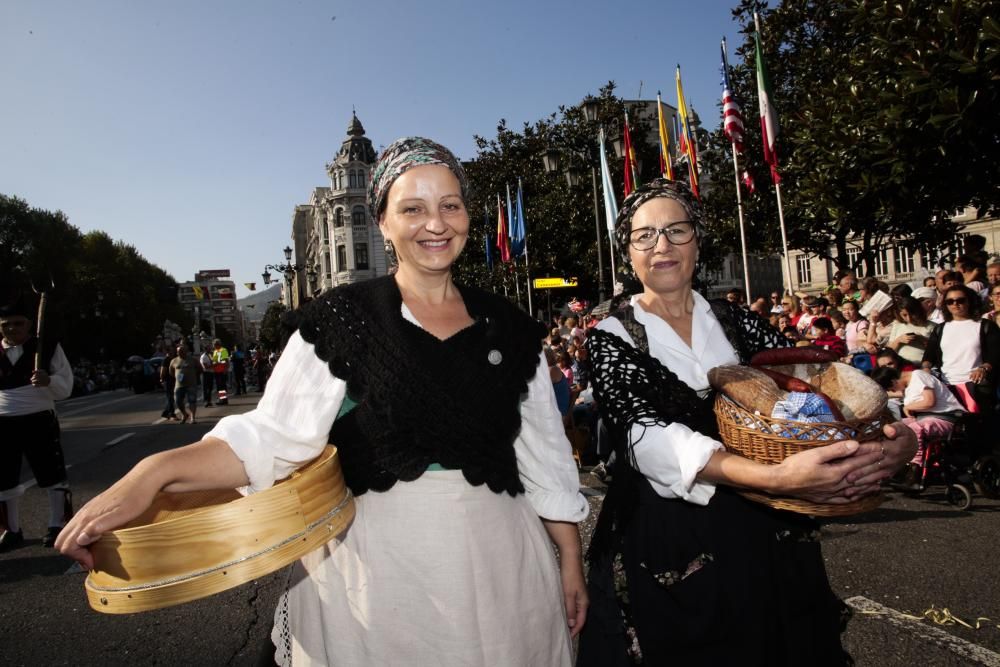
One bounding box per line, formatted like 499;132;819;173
754;28;781;183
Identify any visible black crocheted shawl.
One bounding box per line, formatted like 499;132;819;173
586;298;789;560
292;275;546;497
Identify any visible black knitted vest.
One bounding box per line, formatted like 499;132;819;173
293;275;546;497
0;338;55;391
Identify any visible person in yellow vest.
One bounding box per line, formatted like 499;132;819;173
210;339;230;406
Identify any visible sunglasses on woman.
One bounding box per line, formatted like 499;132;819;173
944;297;968;306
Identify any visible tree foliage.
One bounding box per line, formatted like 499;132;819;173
700;0;1000;277
452;83;657;306
0;194;190;362
258;301;288;352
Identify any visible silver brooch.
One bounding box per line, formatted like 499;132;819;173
488;349;503;365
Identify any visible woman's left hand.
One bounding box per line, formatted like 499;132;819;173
560;553;589;638
970;366;989;384
842;422;918;494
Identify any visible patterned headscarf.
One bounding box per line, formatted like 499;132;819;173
368;137;470;219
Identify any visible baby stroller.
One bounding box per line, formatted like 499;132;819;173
891;409;1000;510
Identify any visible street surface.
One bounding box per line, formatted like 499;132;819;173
2;390;999;666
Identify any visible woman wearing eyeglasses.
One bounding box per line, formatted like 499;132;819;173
922;284;1000;413
780;293;804;327
576;179;916;666
982;284;1000;328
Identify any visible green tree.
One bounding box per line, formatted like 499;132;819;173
453;83;656;307
701;0;1000;277
258;301;288;352
0;193;191;361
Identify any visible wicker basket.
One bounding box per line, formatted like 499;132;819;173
713;394;886;517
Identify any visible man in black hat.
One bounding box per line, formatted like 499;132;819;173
0;296;74;550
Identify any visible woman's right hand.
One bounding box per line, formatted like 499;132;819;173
768;440;883;504
55;464;163;570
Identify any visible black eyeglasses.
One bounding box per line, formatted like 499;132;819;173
944;297;968;306
629;222;696;250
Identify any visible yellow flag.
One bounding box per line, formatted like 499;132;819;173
657;94;674;180
192;285;204;300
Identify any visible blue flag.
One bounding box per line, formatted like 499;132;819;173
505;183;516;260
484;204;493;270
510;180;526;258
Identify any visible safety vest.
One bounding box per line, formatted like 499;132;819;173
211;347;230;374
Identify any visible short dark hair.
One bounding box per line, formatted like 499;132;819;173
811;317;833;332
870;366;901;390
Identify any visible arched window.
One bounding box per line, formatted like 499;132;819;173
352;206;366;227
321;215;329;241
334;209;344;228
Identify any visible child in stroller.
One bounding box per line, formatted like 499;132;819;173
871;366;1000;509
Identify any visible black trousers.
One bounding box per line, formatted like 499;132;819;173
202;372;214;405
0;410;68;492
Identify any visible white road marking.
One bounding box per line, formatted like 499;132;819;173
59;393;141;418
151;417;168;425
101;432;135;450
846;596;1000;666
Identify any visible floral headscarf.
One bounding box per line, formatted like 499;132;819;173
368;137;469;219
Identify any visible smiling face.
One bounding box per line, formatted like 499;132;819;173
627;197;698;296
378;164;469;276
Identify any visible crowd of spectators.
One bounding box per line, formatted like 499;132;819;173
561;236;1000;491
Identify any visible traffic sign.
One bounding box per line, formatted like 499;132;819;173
533;278;579;289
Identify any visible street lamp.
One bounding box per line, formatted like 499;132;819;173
263;248;305;308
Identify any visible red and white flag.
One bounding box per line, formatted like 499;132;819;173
754;20;781;183
720;39;745;154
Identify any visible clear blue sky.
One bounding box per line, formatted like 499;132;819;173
2;0;748;298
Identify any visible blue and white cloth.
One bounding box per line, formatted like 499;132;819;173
771;392;836;423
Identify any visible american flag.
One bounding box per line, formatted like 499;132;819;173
720;39;745;154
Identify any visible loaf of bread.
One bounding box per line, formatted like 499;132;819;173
708;365;788;416
763;362;887;421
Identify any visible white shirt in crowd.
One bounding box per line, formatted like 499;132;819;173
595;292;737;506
939;319;982;384
903;369;965;413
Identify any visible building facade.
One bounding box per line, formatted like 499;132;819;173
781;207;1000;295
177;269;239;346
293;113;389;303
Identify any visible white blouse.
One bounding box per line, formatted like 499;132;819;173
596;292;739;506
207;305;588;523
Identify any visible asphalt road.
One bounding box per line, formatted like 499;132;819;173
2;390;999;666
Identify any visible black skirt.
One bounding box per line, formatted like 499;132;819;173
577;479;852;667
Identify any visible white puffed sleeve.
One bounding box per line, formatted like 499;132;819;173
47;344;74;401
514;351;589;522
596;317;723;506
206;331;346;494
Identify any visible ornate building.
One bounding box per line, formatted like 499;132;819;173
292;112;389;305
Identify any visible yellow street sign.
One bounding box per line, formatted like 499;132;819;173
533;278;579;289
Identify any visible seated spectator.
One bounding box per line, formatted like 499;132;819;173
780;294;803;326
828;310;847;340
797;295;820;336
987;261;1000;288
811;317;847;357
749;297;768;315
726;288;746;306
557;351;574;385
871;366;966;489
885;296;933;366
769;291;784;314
841;300;869;354
911;286;940;322
825;288;844;309
984;283;1000;327
835;270;860;301
781;325;801;343
956;255;989;300
923;276;937;288
865;303;896;353
876;347;914;372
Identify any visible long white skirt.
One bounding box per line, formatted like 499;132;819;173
271;470;573;666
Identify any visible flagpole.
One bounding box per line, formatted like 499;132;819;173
520;177;534;317
722;37;752;299
754;11;794;295
775;181;793;295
